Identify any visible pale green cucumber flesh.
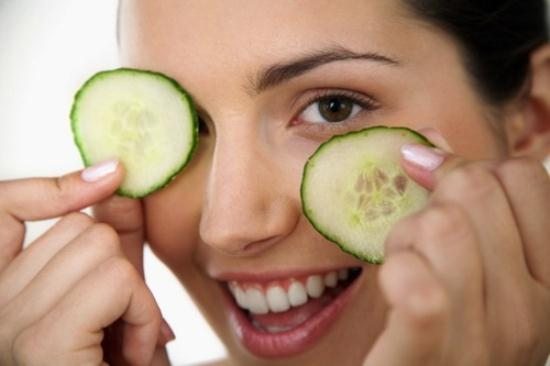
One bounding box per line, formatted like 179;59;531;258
301;126;433;264
70;68;198;198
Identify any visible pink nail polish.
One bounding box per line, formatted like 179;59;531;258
81;159;119;182
401;144;445;171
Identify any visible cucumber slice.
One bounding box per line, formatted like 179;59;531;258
301;126;433;263
70;68;198;198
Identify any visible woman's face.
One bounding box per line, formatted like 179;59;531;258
120;1;506;364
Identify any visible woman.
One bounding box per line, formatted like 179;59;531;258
1;0;549;365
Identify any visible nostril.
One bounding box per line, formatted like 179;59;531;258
199;217;283;256
241;235;283;256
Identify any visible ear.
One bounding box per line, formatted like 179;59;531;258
506;44;550;162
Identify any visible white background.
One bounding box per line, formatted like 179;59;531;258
0;1;549;365
0;1;226;365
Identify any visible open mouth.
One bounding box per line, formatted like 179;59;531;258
222;267;363;358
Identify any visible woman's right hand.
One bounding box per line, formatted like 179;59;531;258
0;161;170;365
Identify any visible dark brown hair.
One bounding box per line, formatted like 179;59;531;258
404;0;549;105
117;1;549;105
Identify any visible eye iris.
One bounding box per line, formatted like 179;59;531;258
318;97;354;122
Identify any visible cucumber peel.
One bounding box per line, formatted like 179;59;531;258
70;68;198;198
301;126;433;263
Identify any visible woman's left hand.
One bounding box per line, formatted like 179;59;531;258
363;132;550;366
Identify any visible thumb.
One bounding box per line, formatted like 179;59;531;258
400;128;468;190
93;194;145;275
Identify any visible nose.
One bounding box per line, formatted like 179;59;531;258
199;126;299;256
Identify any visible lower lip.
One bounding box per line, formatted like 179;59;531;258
222;271;363;358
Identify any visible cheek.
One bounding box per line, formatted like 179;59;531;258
435;111;506;159
404;82;506;159
143;146;211;268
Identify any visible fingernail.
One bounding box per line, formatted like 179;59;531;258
401;144;446;171
160;318;176;344
81;159;119;182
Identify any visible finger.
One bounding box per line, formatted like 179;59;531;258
3;223;122;331
434;162;529;278
364;252;449;366
42;257;161;366
94;196;172;350
0;159;122;222
494;158;550;286
386;202;484;314
93;196;145;276
399;128;458;190
402;128;550;283
400;143;453;190
103;329;171;366
0;214;25;271
385;203;486;360
400;135;496;192
93;194;174;353
0;212;94;306
401;142;528;277
0;160;122;271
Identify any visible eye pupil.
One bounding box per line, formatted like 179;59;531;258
318;97;354;122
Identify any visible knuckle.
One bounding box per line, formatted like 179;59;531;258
59;211;95;228
101;256;139;284
88;223;121;255
93;197;142;233
385;214;419;253
382;254;449;331
408;286;449;331
419;203;469;241
148;301;163;326
439;164;499;200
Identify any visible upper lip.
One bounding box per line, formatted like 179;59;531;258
210;265;361;283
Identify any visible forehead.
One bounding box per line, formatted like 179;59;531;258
121;0;406;43
119;1;417;68
118;0;461;109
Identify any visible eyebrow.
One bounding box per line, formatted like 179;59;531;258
251;46;400;94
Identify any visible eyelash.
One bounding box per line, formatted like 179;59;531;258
195;89;379;137
293;89;380;131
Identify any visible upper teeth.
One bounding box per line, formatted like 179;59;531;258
228;269;350;314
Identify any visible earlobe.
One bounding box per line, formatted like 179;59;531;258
507;44;550;160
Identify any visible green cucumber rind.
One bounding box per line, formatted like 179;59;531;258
300;126;435;264
70;68;199;198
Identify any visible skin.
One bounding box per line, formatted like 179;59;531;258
0;1;550;365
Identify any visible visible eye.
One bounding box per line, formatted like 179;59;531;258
296;93;377;125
